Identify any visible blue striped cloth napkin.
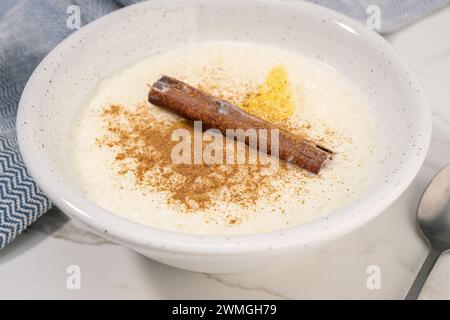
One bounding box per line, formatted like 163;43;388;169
1;0;449;248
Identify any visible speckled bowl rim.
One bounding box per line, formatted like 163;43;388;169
17;0;432;256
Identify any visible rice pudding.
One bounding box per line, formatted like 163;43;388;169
71;41;381;235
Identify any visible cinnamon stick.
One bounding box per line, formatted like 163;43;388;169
148;75;333;174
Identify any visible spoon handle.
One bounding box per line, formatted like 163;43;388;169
406;248;442;300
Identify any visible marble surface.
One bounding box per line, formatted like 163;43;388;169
1;6;450;300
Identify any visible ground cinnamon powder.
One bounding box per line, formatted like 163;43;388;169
96;104;304;221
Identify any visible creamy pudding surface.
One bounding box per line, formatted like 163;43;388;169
71;41;381;235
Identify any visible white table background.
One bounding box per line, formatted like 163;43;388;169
1;6;450;300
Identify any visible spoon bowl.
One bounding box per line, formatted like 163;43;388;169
417;164;450;251
407;163;450;299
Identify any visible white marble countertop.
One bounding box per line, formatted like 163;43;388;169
1;6;450;300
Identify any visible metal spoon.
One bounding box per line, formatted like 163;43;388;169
406;164;450;300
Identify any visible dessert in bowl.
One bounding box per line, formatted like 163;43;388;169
73;41;378;235
17;0;431;273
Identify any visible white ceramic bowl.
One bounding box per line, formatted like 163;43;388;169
17;0;431;273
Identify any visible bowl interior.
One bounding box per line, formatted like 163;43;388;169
17;0;430;252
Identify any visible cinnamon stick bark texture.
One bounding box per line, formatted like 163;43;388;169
148;75;332;174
